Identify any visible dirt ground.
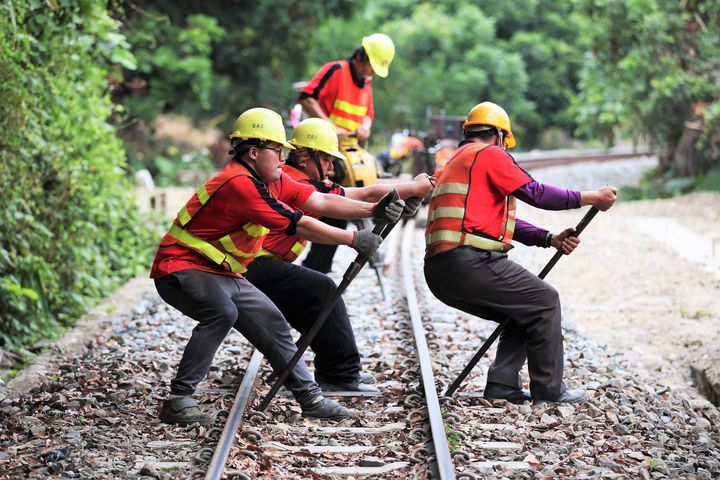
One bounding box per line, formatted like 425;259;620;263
515;192;720;399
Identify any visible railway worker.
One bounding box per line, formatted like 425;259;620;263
151;108;405;425
298;33;395;274
245;118;434;392
423;102;617;404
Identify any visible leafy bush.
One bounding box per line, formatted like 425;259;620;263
0;1;157;348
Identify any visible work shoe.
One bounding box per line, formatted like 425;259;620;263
159;396;215;426
317;376;379;393
533;389;588;405
359;372;376;384
483;382;532;404
302;397;353;421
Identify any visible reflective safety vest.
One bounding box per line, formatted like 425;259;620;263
158;162;270;274
425;143;517;258
327;61;371;133
255;239;307;263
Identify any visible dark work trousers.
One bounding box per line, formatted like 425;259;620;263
302;217;349;273
245;256;361;383
424;247;566;399
155;269;322;407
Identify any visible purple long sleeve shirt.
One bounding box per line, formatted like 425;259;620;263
511;181;581;247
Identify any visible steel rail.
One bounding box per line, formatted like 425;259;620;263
444;206;601;397
204;349;263;480
400;218;456;480
517;151;652;169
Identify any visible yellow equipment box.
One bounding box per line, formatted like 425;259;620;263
337;138;379;187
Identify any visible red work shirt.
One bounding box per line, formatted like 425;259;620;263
150;170;315;278
457;143;531;239
260;165;344;260
300;60;374;128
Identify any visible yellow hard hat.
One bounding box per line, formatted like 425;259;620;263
361;33;395;78
463;102;516;149
229;107;294;149
289;118;346;160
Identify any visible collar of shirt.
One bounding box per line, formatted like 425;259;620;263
347;57;368;89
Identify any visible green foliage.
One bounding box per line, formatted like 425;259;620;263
115;1;354;130
120;11;225;122
307;1;583;149
695;168;720;192
0;0;157;348
572;0;720;174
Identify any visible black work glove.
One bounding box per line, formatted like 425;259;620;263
371;189;405;223
350;229;382;257
403;196;423;217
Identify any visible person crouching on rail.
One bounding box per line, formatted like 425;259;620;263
245;118;434;393
150;108;404;425
424;101;617;404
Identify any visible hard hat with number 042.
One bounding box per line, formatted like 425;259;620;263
361;33;395;78
289;118;346;160
463;102;517;149
229;107;294;149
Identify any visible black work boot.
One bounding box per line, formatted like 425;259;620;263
483;382;532;404
159;396;215;425
301;397;353;421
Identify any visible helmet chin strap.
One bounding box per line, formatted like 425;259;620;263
497;128;507;150
310;150;325;180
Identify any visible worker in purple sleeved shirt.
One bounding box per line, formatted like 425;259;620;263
512;181;582;247
425;101;617;405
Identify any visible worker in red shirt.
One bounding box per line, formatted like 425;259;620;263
298;33;395;274
245;118;434;392
424;102;618;404
151;108;404;425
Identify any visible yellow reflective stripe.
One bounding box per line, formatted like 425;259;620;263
255;249;279;259
462;233;510;252
328;114;361;132
177;206;192;226
426;230;462;244
168;224;244;272
242;222;270;238
218;234;257;258
333;99;367;117
428;206;465;222
432;182;469;198
197;185;210;204
505;217;516;235
426;229;509;252
290;241;306;257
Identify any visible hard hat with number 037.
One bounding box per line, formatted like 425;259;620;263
229;107;295;149
289;118;346;160
361;33;395;78
463;102;517;149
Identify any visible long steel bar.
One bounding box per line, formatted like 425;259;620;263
444;206;600;397
401;218;455;480
258;192;402;411
204;349;263;480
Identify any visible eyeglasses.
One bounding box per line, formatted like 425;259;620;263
256;145;284;155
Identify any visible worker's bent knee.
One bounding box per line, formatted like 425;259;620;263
207;303;239;332
535;283;561;316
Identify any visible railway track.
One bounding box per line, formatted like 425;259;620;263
514;150;653;170
184;215;547;479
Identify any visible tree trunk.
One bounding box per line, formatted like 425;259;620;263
672;125;701;177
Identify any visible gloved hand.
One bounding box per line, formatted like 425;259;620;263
350;229;382;257
403;196;423;217
371;189;405;223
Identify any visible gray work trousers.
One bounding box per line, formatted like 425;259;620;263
424;247;566;399
155;269;322;407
